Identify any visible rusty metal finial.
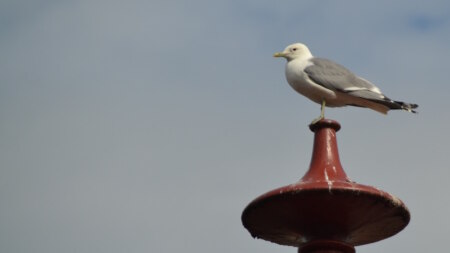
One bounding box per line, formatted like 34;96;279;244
242;119;410;253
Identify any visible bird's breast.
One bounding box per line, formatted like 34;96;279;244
284;59;338;105
285;61;310;88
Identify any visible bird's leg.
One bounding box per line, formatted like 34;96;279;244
310;99;326;125
320;99;326;119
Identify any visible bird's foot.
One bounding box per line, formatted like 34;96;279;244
309;99;326;126
309;115;324;126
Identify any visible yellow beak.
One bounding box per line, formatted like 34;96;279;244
273;52;286;58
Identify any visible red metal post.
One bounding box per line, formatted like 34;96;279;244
242;119;409;253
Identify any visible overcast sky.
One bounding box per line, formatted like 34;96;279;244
1;1;449;252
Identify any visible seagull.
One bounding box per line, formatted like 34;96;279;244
274;43;418;124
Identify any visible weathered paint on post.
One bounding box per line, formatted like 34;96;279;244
242;119;409;253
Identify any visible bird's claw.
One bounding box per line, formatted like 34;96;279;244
309;99;326;126
309;115;324;126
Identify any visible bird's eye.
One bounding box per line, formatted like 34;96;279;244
292;48;297;51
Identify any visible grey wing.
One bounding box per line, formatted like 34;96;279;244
304;58;385;101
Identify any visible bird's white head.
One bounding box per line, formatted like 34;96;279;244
273;43;312;61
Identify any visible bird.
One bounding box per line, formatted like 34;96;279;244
273;43;418;124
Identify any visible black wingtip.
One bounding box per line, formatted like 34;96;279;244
396;101;418;113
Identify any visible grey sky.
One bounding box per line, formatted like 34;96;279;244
1;1;449;252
